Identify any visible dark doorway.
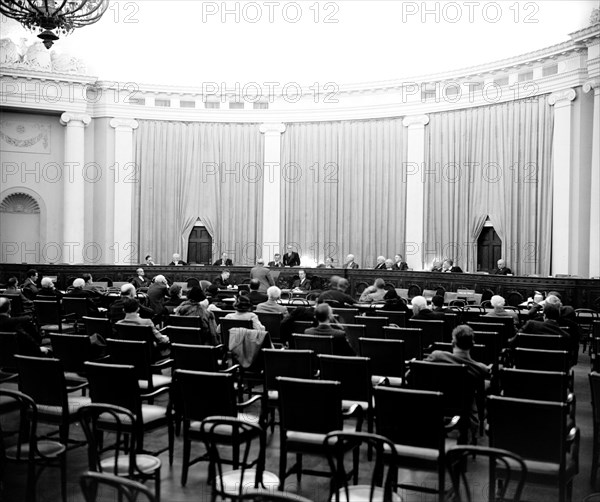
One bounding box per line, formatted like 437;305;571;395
477;227;502;273
187;226;212;265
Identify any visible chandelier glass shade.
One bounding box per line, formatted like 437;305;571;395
0;0;109;48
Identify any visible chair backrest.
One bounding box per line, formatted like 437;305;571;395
445;445;527;502
338;323;366;354
513;348;570;372
0;294;24;316
15;354;67;407
487;395;567;464
262;349;314;390
49;333;94;373
167;315;202;328
171;343;222;372
443;313;459;342
106;339;154;385
114;324;155;344
383;326;423;360
162;326;204;345
176;370;238;420
408;319;444;350
324;431;399;502
277;377;343;434
358;338;405;379
292;334;334;355
370;310;407;328
471;331;500;366
515;334;569;351
318;355;372;404
0;389;43;461
256;312;283;342
237;489;314;501
212;310;237;325
431;342;487;366
62;297;90;319
220;319;253;347
374;386;445;450
84;361;141;414
83;316;113;339
498;368;570;402
358;316;389;339
80;472;157;502
331;308;359;325
0;331;19;370
33;300;61;325
468;320;512;347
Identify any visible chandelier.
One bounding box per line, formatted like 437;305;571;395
0;0;109;49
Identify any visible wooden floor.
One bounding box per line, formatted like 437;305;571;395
1;349;598;502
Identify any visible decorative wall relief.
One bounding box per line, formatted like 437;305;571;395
0;121;51;154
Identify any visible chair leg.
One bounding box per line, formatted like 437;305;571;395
181;437;190;486
168;418;174;466
278;445;287;490
60;453;67;502
155;467;161;501
296;453;302;483
592;428;599;486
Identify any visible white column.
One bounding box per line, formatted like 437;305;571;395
110;118;139;265
60;112;91;264
402;114;429;270
259;123;286;261
584;79;600;278
548;88;577;276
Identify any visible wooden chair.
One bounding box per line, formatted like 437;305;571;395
256;312;284;344
33;300;76;334
408;319;444;352
370;310;407;327
162;325;205;345
515;333;570;351
331;308;359;325
383;326;423;360
358;316;389;339
83;316;113;339
358;337;405;387
338;323;366;354
80;472;157;502
513;348;571;373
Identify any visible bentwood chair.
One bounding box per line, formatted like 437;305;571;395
80;471;157;502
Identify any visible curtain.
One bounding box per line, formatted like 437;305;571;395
281;118;408;268
133;121;264;265
423;95;554;275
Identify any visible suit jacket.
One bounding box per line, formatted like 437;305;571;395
374;262;386;270
247;290;268;305
444;266;463;273
21;278;39;300
318;289;356;307
213;277;232;288
168;260;187;266
283;252;301;267
147;283;169;315
493;267;512;275
213;258;233;266
131;276;151;289
520;319;568;337
65;289;101;315
343;261;359;269
256;300;289;316
0;315;43;356
411;308;445;321
393;261;409;271
304;324;355;356
267;261;283;267
292;278;312;291
250;266;275;292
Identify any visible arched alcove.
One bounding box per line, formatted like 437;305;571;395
0;192;42;263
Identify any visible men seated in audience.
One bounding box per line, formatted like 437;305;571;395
213;252;233;266
247;279;268;305
4;277;33;314
393;254;409;270
109;283;155;323
0;297;49;356
250;259;275;292
343;254;359;269
380;289;410;313
292;270;312;291
374;256;386;270
169;253;187;266
131;268;151;289
430;259;443;272
411;295;444;320
442;258;463;273
283;245;301;267
256;286;290;318
431;295;449;314
318;278;356;307
493;259;512;275
36;277;63;300
383;259;395;270
268;253;284;267
213;269;233;289
484;295;519;327
21;269;39;300
165;284;184;310
304;303;355;356
145;254;156;266
66;278;102;316
147;275;169;320
117;298;170;358
174;287;219;345
219;296;265;332
520;303;569;337
82;273;103;295
359;278;387;303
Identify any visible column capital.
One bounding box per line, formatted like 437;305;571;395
548;88;577;107
259;123;286;135
110;118;139;131
402;115;429;129
583;79;600;93
60;112;91;127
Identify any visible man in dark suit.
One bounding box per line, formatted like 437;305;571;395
65;278;102;316
343;254;359;269
250;260;275;292
393;254;409;270
374;256;386;270
292;270;312;291
411;295;445;320
304;304;355;356
268;253;284;267
520;304;569;337
247;279;268;305
442;259;463;273
169;253;187;266
283;245;301;267
131;268;151;289
21;269;39;300
318;278;356;307
0;298;49;356
493;259;512;275
213;252;233;267
213;270;233;289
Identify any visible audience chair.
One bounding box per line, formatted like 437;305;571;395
114;324;156;343
430;342;488;367
356;316;390;339
331;308;359;325
238;490;314;502
324;431;401;502
80;471;157;502
0;389;67;502
471;330;501;366
0;293;26;316
200;416;279;500
358;337;405;387
513;348;571;373
515;333;570;351
62;297;93;330
220;318;253;350
79;404;161;499
292;334;334;362
374;386;447;502
167;314;202;328
49;333;103;381
383;326;423;361
213;310;237;325
162;325;205;345
33;300;76;335
408;319;444;352
83;316;113;340
277;377;363;490
487;395;579;502
0;331;19;382
468;320;512;348
445;445;527;502
576;309;599;353
256;312;284;344
338;323;366;354
590;372;600;485
370;310;407;328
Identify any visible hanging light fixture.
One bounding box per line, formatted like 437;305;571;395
0;0;109;49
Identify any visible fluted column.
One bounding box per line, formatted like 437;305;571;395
259;123;286;262
584;79;600;277
60;112;90;264
402;114;429;270
110;118;139;264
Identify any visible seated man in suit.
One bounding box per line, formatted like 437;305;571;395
213;269;233;289
169;253;187;266
519;303;569;337
430;259;443;272
146;275;169;321
256;286;290;318
304;303;355;356
131;268;151;289
359;278;387;303
373;256;386;270
65;278;102;316
82;273;104;295
343;254;359;269
442;258;463;273
4;277;34;315
109;283;154;323
0;297;49;356
318;278;356;307
21;269;39;300
431;294;450;314
411;295;444;320
383;258;395;270
213;252;233;266
247;279;268;305
117;298;170;359
36;277;64;300
145;254;156;266
493;259;512;275
292;270;312;292
268;253;284;267
393;254;409;270
484;295;519;327
283;245;301;267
